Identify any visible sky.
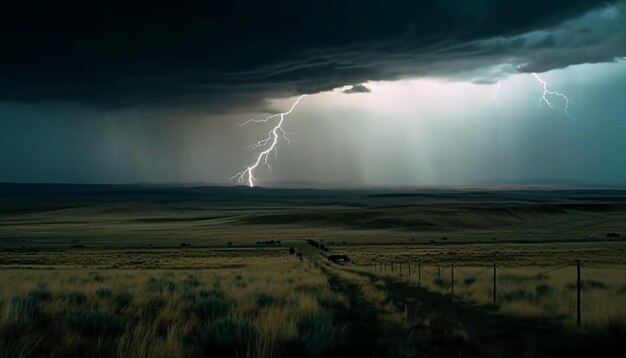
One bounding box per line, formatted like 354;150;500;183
1;1;626;187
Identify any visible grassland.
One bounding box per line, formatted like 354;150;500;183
0;250;347;358
354;259;626;329
1;184;626;357
2;184;626;248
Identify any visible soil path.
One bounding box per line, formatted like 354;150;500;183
321;264;390;357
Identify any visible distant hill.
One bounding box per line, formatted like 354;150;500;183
478;178;619;188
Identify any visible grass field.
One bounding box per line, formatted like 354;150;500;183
0;253;344;358
3;184;626;248
1;184;626;357
355;259;626;329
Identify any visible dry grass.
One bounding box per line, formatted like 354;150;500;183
359;261;626;329
0;254;343;358
328;264;409;329
2;241;625;356
0;247;290;269
347;241;626;266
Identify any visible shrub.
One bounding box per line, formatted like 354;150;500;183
295;313;335;357
182;276;201;289
586;280;608;289
233;275;245;287
96;288;113;298
62;292;87;305
66;310;125;336
253;292;292;308
502;289;533;302
140;296;166;317
28;289;52;303
91;273;106;282
147;278;177;293
194;297;232;321
8;289;53;323
114;292;133;309
566;280;608;290
463;277;476;286
501;274;548;282
535;284;554;297
200;318;259;357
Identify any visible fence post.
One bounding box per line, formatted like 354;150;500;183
492;263;497;304
451;264;455;294
391;262;395;273
577;260;581;328
418;263;422;286
408;263;411;277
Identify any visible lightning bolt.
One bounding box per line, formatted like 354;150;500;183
487;81;501;106
532;73;573;120
232;95;307;187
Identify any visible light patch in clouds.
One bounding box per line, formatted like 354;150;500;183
343;84;371;94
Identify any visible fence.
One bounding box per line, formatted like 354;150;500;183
361;260;626;328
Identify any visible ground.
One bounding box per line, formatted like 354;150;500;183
1;184;625;357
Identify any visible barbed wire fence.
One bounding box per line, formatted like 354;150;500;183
361;260;594;327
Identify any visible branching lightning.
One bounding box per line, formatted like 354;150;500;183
532;73;573;120
232;95;307;187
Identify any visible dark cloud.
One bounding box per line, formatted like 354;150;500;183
343;84;371;94
1;0;625;111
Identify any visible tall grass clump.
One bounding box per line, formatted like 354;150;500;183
194;296;232;321
254;292;293;309
295;313;335;357
62;291;88;305
147;278;177;293
96;288;113;298
7;289;52;323
66;310;125;336
200;317;259;357
114;292;133;310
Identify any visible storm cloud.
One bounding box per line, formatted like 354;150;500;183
1;0;626;111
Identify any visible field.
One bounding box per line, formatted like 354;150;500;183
1;184;626;357
3;183;626;248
